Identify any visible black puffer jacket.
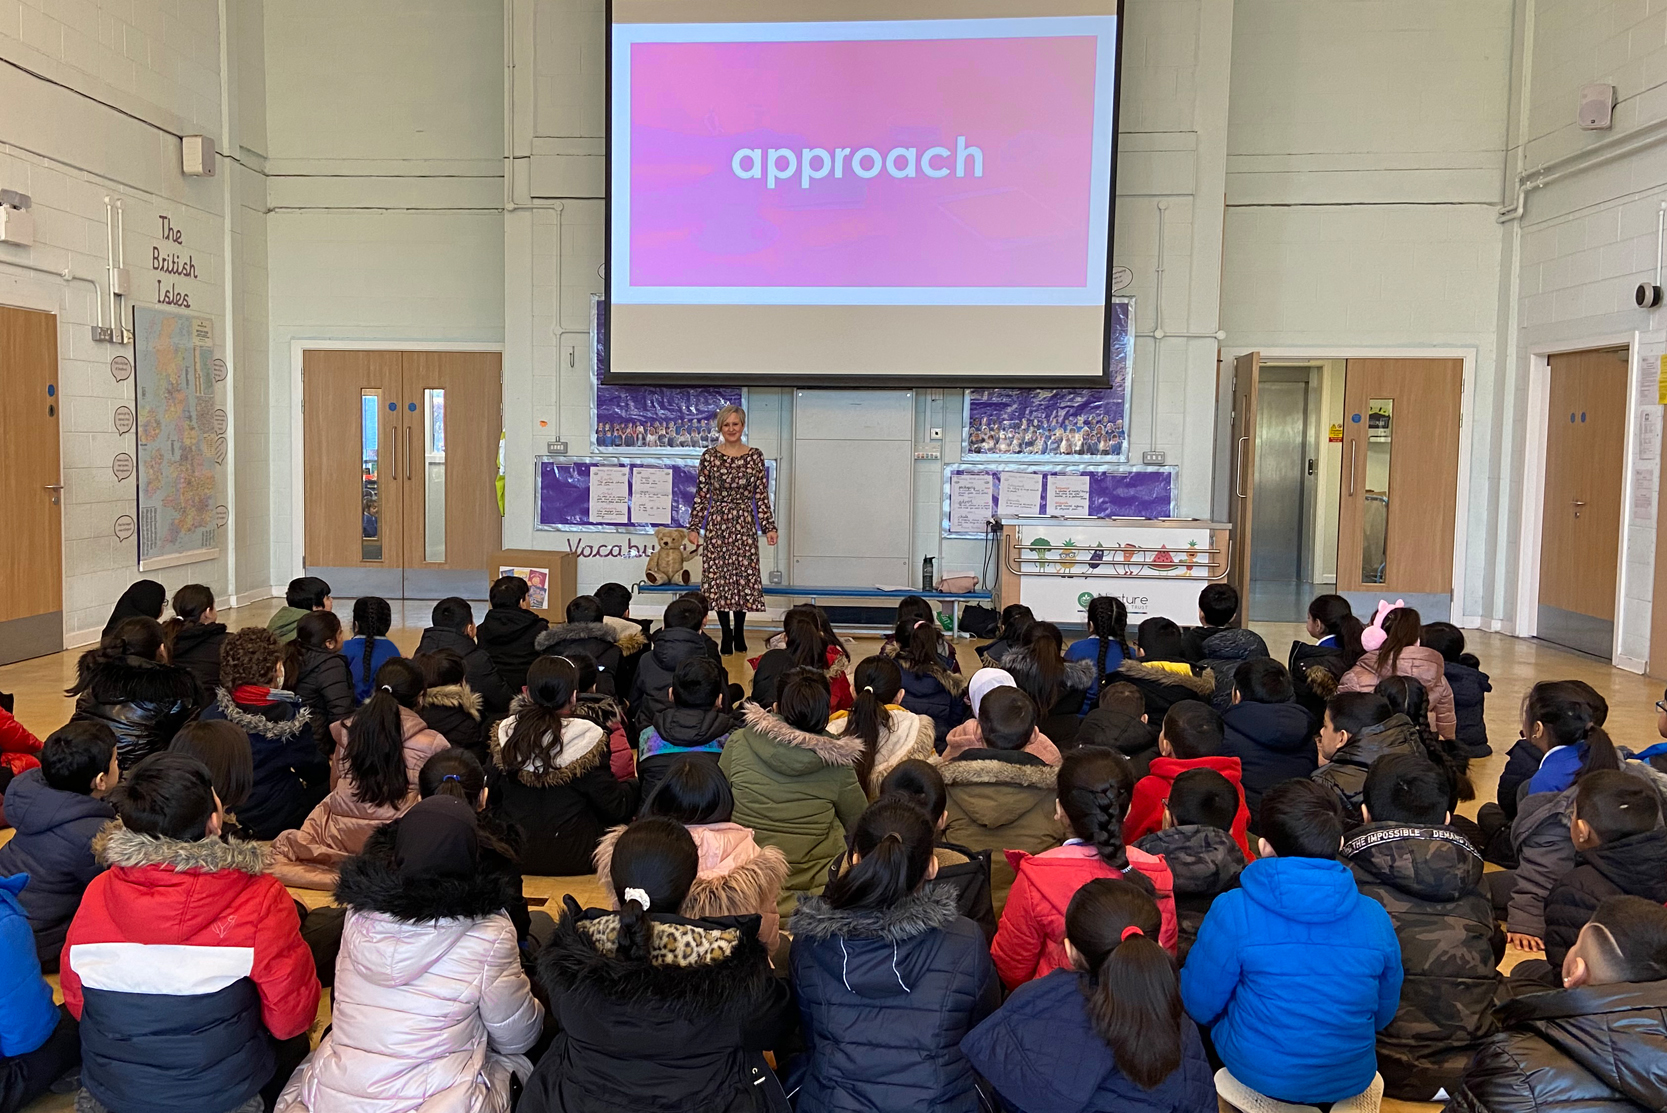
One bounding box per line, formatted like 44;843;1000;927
631;627;714;728
71;656;200;770
288;645;355;755
520;900;795;1113
787;885;999;1113
1447;980;1667;1113
1114;660;1216;720
537;622;646;698
1221;699;1317;819
1195;627;1271;710
417;682;485;758
416;626;514;716
1343;823;1502;1100
1134;824;1245;963
994;651;1094;748
476;605;549;693
1445;658;1492;757
1311;713;1422;822
200;690;329;839
1544;829;1667;969
168;621;227;694
1289;640;1350;725
1074;706;1158;774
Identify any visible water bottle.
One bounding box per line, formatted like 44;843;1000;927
922;556;935;592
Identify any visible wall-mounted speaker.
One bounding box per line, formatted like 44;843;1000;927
1579;84;1615;130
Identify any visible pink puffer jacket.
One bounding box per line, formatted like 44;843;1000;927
593;819;789;943
1336;646;1457;741
271;707;449;889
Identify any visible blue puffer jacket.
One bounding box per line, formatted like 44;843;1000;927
1444;659;1491;756
199;691;329;839
787;885;998;1112
963;969;1217;1113
1220;700;1317;819
1180;856;1402;1105
895;661;968;747
0;873;60;1058
0;770;114;966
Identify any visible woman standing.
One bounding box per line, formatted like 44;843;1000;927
687;404;776;655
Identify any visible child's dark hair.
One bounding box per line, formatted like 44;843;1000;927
351;596;393;685
490;576;530;610
566;595;604;625
1308;594;1364;664
672;655;725;709
1098;681;1146;718
218;626;283;690
1327;691;1394;737
1524;680;1619;779
823;796;936;911
878;759;947;825
431;597;474;632
1373;607;1423;676
1234;658;1293;704
1198;583;1240;628
112;752;218;841
1375;675;1474;803
1260;779;1344;859
1161;701;1223;759
565;651;600;693
1058;747;1136;870
413;648;467;689
41;722;118;795
662;595;705;631
595;583;633;618
777;668;832;734
644;757;734;825
610;817;699;962
163;584;215;640
1085;596;1129;685
419;746;485;804
283;610;343;687
1016;621;1069;709
994;603;1035;646
686;592;713;619
783;609;827;670
1167;767;1238;831
1065;878;1182;1089
167;721;253;810
894;595;934;631
1421;621;1467;665
344;658;426;808
891;611;946;673
1361;753;1450;826
1590;894;1667;982
1134;617;1189;664
69;617;169;696
502;656;578;774
978;686;1038;751
847;656;904;793
286;576;331;610
1576;770;1662;843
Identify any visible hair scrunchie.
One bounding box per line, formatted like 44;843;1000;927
380;684;393;693
623;887;651;911
1120;924;1145;942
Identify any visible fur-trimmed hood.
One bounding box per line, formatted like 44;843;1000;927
491;699;607;786
830;706;935;790
79;654;199;706
938;750;1059;790
334;820;519;922
994;650;1096;700
420;682;481;721
212;687;312;739
537;897;772;1022
535;621;647;656
1116;659;1216;697
593;822;790;925
93;820;267;875
790;883;960;944
737;702;865;766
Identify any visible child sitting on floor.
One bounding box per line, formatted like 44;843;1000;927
1543;769;1667;969
1422;621;1492;757
1133;767;1247;962
1122;701;1252;855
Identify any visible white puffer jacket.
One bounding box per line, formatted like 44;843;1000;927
276;823;544;1113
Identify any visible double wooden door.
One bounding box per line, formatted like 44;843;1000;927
0;306;63;664
302;350;501;599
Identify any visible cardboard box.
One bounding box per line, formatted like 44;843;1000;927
490;550;579;621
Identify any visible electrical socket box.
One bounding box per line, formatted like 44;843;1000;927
929;427;943;440
546;441;568;455
0;205;34;246
1142;450;1167;465
91;326;114;343
110;267;132;296
768;570;784;585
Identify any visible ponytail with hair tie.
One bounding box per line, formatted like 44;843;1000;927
1066;878;1182;1090
847;657;903;794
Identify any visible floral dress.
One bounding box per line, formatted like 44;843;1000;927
688;445;776;612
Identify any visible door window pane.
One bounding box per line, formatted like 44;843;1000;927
360;391;382;561
1361;399;1392;584
424;388;446;563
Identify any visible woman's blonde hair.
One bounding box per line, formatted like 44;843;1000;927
715;404;747;431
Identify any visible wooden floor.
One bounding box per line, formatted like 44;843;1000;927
6;600;1663;1112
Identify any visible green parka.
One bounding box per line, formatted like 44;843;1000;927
937;749;1063;913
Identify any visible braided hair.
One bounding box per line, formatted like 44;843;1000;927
352;596;393;692
1086;596;1129;689
1058;747;1136;872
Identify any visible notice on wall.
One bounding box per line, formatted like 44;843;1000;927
498;566;551;610
1634;467;1657;521
949;472;994;534
589;466;631;523
1656;353;1667;407
1642;409;1662;462
1047;474;1091;516
630;466;674;524
997;471;1043;517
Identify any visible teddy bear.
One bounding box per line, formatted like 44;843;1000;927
645;527;693;585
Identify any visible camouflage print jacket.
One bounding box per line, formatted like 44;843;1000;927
1343;822;1505;1101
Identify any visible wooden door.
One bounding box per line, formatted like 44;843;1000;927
1226;352;1260;610
1539;348;1627;657
303;350;407;596
398;351;501;597
1336;359;1463;606
0;306;63;664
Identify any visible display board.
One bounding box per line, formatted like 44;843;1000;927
607;0;1126;385
590;296;741;454
536;456;778;533
133;307;221;568
941;463;1173;538
1001;519;1220;625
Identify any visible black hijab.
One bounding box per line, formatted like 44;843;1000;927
103;580;166;636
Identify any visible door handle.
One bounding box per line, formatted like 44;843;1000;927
1574;498;1586;519
42;483;64;491
406;427;412;481
1349;441;1357;496
388;428;396;481
1235;437;1248;498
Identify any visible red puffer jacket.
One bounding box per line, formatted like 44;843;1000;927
991;843;1178;990
0;707;43;828
1123;755;1253;856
